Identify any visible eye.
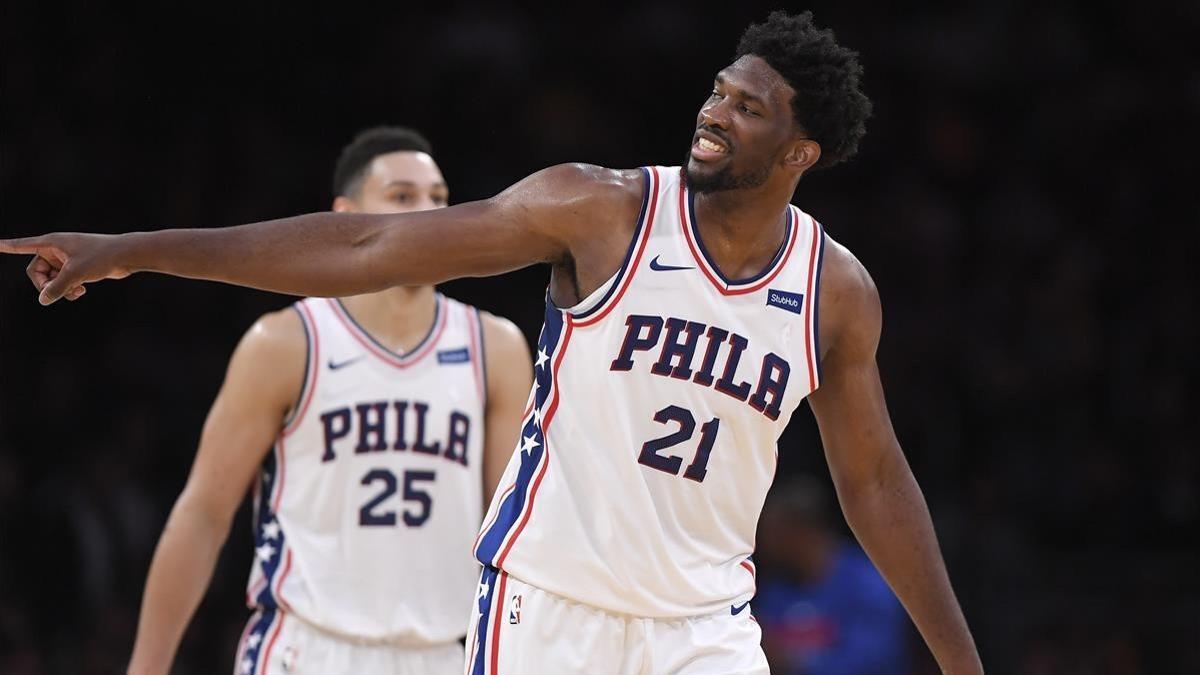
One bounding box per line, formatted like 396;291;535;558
740;104;759;116
710;89;724;100
392;193;412;204
433;195;448;206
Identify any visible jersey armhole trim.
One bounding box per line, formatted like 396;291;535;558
804;217;827;390
471;306;488;409
281;302;319;436
564;166;660;326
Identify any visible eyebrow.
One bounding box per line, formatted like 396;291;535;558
382;180;448;190
715;73;766;106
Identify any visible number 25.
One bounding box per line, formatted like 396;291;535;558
638;405;720;482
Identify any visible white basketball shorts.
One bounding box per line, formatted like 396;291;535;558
234;608;464;675
465;566;768;674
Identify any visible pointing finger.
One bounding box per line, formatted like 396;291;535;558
0;237;49;255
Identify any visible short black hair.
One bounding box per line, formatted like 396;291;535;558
332;126;434;198
735;11;872;169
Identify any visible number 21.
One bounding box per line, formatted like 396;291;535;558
638;405;721;482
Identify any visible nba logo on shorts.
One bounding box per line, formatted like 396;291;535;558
508;594;522;624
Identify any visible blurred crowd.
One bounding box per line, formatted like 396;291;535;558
2;1;1197;673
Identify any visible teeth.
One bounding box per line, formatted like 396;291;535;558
698;137;726;153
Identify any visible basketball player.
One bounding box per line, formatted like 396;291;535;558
123;127;533;675
4;12;984;674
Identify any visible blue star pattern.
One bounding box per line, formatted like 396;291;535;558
474;296;565;565
251;442;290;607
236;608;278;674
468;566;501;675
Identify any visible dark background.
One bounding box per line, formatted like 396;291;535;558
2;1;1198;673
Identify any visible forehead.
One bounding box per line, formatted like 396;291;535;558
363;151;445;187
718;55;795;108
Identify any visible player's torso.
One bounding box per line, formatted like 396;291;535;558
476;166;826;617
248;293;486;643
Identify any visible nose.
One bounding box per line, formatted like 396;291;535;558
700;100;731;129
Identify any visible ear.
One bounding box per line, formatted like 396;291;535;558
332;196;356;213
783;138;821;176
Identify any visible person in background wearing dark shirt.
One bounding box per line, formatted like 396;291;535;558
755;477;908;674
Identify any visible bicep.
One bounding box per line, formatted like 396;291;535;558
807;252;905;494
367;164;641;288
178;313;307;522
481;315;534;502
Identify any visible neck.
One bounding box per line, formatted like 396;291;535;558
690;176;798;279
338;285;438;353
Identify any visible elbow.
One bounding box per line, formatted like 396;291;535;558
354;224;402;292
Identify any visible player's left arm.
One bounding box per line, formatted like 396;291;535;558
807;238;983;674
478;311;534;503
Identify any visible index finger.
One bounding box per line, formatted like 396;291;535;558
0;237;49;254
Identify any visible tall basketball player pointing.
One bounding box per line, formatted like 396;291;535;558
4;13;984;673
124;128;533;675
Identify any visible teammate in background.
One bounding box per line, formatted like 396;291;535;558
755;477;908;674
4;12;984;674
124;127;533;675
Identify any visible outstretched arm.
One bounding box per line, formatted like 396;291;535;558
128;309;305;675
807;240;982;674
0;164;634;305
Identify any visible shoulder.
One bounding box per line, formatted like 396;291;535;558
227;305;309;382
491;163;646;225
477;310;531;362
242;305;309;355
526;163;645;201
817;234;882;360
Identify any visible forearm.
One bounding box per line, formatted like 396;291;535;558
128;499;231;675
835;456;981;673
124;213;390;297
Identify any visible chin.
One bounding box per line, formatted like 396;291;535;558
684;156;719;181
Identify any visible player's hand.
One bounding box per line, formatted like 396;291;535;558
0;232;134;305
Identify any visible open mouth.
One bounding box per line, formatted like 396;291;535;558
691;132;730;161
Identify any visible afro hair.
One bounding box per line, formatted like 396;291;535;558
735;11;872;169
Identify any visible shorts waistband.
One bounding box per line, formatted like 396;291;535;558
270;608;465;648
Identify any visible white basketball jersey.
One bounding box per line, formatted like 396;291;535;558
246;293;486;643
474;166;825;618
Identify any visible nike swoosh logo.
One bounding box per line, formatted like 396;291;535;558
328;356;364;371
731;601;751;616
648;255;694;272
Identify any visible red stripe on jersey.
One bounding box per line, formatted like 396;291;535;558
282;302;320;437
270;437;287;513
232;612;258;670
490;571;510;675
474;483;516;553
572;167;660;328
802;215;820;390
273;547;294;610
246;577;266;608
260;612;286;673
495;319;574;567
468;307;486;405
